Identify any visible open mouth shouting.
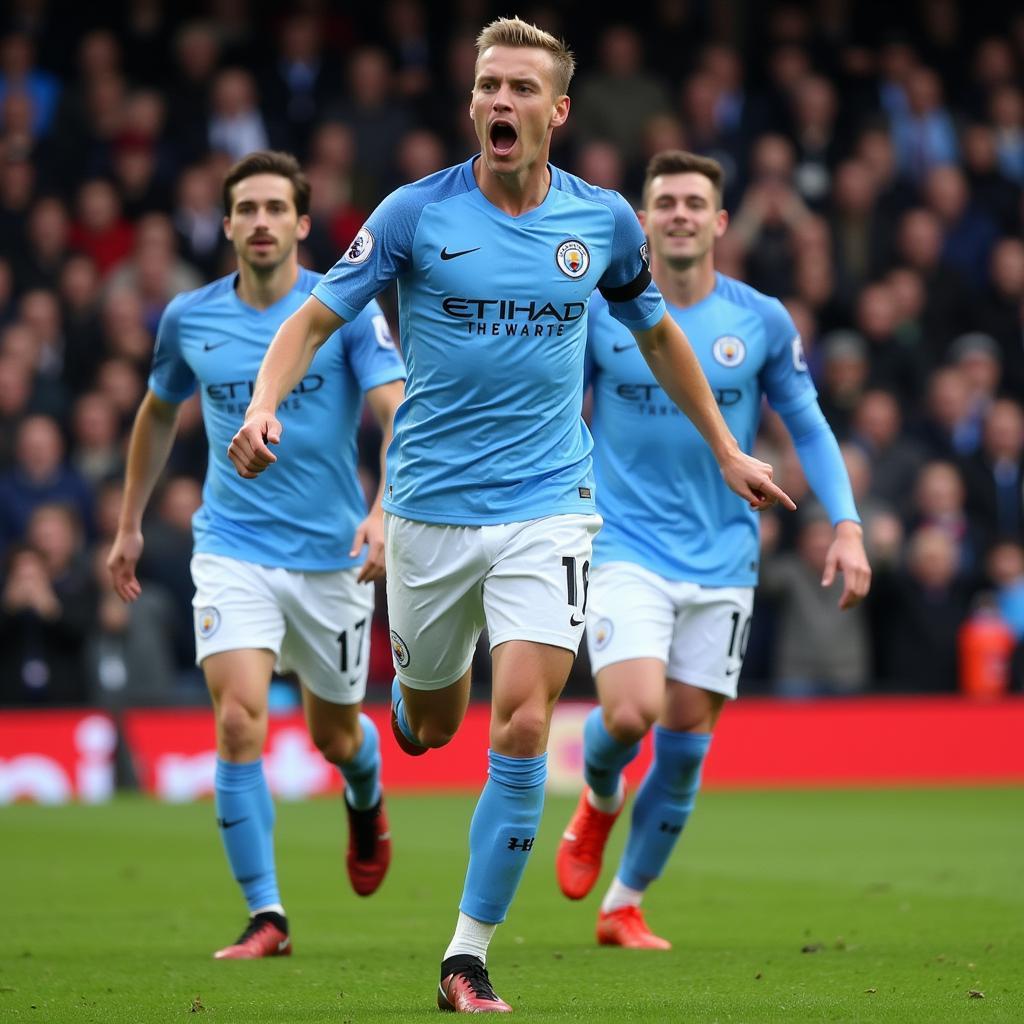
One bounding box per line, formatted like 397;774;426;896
489;119;518;158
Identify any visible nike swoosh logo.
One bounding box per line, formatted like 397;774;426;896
277;938;291;952
725;667;741;677
440;246;480;261
570;614;585;627
204;340;231;351
217;817;247;829
612;343;634;353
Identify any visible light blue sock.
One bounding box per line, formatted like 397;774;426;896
339;713;381;810
459;750;547;924
617;726;711;891
583;706;641;797
214;757;280;911
391;676;424;749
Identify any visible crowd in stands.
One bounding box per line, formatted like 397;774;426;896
1;1;1022;707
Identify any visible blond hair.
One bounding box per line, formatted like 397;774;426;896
475;16;575;97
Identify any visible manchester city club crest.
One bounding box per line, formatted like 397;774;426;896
197;606;221;639
712;335;747;367
344;226;374;264
555;239;590;279
390;629;410;669
592;617;614;651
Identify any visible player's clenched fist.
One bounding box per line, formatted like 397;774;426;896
228;412;282;478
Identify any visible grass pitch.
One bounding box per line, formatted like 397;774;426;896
2;787;1022;1023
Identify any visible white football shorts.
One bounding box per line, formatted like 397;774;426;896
585;560;755;699
384;512;603;690
191;552;375;704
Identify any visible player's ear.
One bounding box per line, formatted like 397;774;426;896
222;215;233;241
637;209;647;230
295;214;311;242
551;94;569;129
714;208;729;238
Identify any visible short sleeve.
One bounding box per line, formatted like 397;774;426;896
313;185;421;324
597;191;665;331
340;299;407;392
147;294;196;403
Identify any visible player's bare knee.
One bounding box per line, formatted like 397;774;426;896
495;706;548;756
605;705;654;745
216;700;265;758
312;726;360;766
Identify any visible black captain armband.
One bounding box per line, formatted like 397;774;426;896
598;266;652;304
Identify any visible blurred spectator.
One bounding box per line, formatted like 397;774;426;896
168;20;222;163
914;364;977;460
855;281;927;399
922;164;999;291
260;12;334;160
70;179;134;275
894;206;970;357
849;388;925;516
69;390;123;486
0;413;95;545
0;355;31;467
58;254;105;386
828;158;891;304
838;440;904;564
989;85;1024;185
975;239;1024;393
85;540;178;705
731;134;810;296
908;460;986;575
137;474;201;675
207;67;274;162
789;74;840;207
873;525;977;692
0;544;90;705
949;331;1002;447
105;212;203;333
172;162;225;278
961;122;1021;233
326;46;413;204
0;154;35;256
815;328;870;439
18;194;70;293
889;66;958;184
759;509;871;696
986;540;1024;644
959;398;1024;547
0;31;60;138
572;24;671;167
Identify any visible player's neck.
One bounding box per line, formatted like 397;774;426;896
474;156;551;216
654;257;716;310
235;260;300;311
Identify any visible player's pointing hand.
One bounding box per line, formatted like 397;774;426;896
228;411;282;478
719;448;797;513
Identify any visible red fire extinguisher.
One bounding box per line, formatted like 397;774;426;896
958;598;1015;700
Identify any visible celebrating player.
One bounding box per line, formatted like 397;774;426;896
108;151;405;960
555;150;871;948
228;23;791;1013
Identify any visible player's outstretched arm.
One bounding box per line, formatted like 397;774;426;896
228;295;345;478
350;379;405;583
633;312;796;512
108;390;182;602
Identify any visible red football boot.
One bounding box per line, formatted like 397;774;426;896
596;906;671;950
345;794;392;896
213;912;292;959
437;955;512;1013
555;788;625;900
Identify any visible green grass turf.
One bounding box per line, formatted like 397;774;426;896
2;788;1022;1023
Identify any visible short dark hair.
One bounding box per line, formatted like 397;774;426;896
642;150;724;209
221;150;311;216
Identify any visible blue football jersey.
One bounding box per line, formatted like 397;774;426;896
312;156;665;526
148;268;406;570
588;273;816;585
